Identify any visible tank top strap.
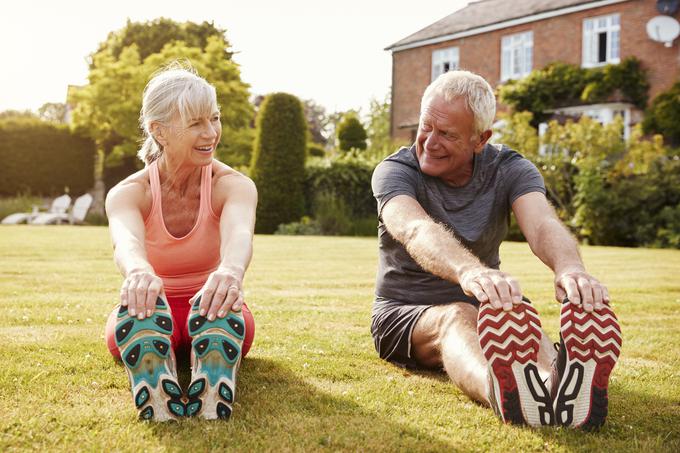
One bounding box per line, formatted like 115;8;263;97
200;163;218;219
148;160;162;215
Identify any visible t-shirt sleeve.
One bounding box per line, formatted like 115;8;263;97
371;159;419;216
504;155;546;205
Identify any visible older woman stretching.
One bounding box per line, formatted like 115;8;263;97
104;66;256;421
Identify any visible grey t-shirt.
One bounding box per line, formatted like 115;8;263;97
371;143;545;305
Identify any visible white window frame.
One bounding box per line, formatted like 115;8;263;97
582;13;620;68
431;46;459;81
501;31;533;81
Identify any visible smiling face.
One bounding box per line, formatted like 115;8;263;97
156;110;222;167
416;95;491;186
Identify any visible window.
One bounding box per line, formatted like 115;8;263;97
501;31;533;81
582;14;620;67
431;47;459;81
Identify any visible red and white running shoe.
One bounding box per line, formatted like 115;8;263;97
553;300;622;429
478;300;554;426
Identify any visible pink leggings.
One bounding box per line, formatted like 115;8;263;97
105;293;255;360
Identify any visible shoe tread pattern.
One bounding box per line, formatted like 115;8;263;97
478;301;552;426
555;302;621;429
116;297;184;421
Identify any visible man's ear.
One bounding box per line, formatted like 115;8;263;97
475;129;493;153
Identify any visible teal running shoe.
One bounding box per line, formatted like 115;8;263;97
114;297;185;421
186;295;245;420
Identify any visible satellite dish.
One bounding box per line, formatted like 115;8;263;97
646;15;680;47
657;0;680;15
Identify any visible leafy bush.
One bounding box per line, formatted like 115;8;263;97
251;92;307;233
497;113;680;248
642;80;680;146
307;143;326;158
314;192;353;235
498;58;649;125
304;157;376;219
346;216;378;237
0;118;95;196
275;216;321;235
550;118;678;247
218;127;255;171
337;114;367;151
0;194;47;221
581;57;649;107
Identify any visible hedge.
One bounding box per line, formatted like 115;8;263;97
304;159;376;219
0;118;95;196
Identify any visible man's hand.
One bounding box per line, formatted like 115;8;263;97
120;270;164;320
555;268;609;312
459;266;523;311
191;266;245;321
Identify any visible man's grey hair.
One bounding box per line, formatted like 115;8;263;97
421;70;496;134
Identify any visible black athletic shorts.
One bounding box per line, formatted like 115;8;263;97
370;295;480;369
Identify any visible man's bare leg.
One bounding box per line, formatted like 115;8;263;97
411;302;557;407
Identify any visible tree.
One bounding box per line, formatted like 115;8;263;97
337;113;367;151
365;94;392;153
0;110;37;121
38;103;67;123
642;80;680;147
250;93;307;233
92;18;230;63
303;99;329;145
69;19;253;215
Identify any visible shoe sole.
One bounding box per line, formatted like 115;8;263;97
478;301;553;426
114;297;185;421
186;295;246;420
554;302;622;429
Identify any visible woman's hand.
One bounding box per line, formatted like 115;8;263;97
191;266;245;321
120;269;164;320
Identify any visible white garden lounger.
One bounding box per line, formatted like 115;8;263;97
1;194;72;225
31;193;93;225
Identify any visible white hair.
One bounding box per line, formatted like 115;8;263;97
421;70;496;134
138;63;218;165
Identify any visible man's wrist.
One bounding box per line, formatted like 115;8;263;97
555;263;586;276
455;261;486;281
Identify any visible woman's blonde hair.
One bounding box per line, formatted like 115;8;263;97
138;62;219;165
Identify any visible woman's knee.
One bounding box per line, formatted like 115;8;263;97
104;306;121;360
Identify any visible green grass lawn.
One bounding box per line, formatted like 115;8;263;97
0;226;678;452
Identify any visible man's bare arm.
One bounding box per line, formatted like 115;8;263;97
382;194;522;310
513;191;609;312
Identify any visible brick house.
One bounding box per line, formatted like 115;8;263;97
386;0;680;142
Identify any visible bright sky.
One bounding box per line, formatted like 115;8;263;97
1;0;471;115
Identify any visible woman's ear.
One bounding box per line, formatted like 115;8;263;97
149;122;166;148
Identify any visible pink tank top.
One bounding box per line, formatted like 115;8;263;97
144;161;221;297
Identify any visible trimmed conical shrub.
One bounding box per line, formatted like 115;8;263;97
337;113;367;151
250;93;307;233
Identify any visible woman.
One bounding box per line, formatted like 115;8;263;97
104;65;256;422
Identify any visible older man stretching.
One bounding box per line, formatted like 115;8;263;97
370;70;621;429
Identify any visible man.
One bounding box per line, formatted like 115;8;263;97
370;70;621;429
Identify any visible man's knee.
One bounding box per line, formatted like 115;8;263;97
412;302;479;367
